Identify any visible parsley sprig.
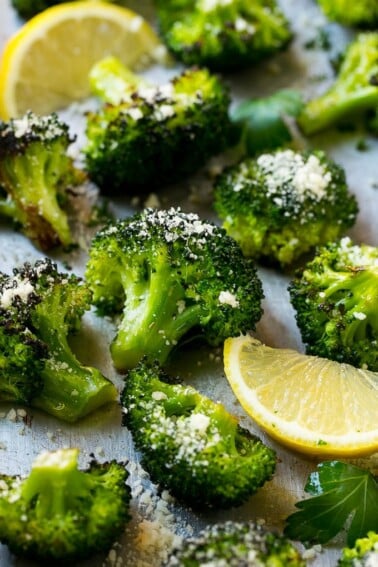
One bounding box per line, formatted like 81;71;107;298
284;461;378;546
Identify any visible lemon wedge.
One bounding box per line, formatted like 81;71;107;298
224;335;378;457
0;1;167;119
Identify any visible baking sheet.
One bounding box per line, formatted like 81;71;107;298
0;0;377;565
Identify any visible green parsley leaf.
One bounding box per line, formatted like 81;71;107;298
284;461;378;546
230;89;305;156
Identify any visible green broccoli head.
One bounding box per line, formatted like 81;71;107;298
164;521;305;565
0;448;131;562
84;67;234;194
0;258;117;421
339;532;378;566
318;0;378;28
122;361;276;509
0;315;47;404
288;237;378;371
86;207;264;370
213;149;358;268
298;33;378;135
0;111;84;250
155;0;292;71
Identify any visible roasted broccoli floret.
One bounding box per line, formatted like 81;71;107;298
155;0;292;71
164;521;305;566
213;149;358;268
0;258;117;421
288;237;378;371
0;111;84;251
122;361;276;508
86;207;263;370
0;316;47;404
298;33;378;135
84;65;234;194
318;0;378;28
339;532;378;566
0;448;131;562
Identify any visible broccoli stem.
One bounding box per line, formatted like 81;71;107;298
31;296;117;422
111;260;203;370
299;87;378;135
317;267;378;345
21;449;90;519
2;146;72;247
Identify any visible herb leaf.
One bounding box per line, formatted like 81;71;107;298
284;461;378;546
230;89;304;156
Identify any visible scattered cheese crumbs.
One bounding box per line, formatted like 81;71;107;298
0;276;34;309
127;107;144;121
302;544;322;560
144;193;161;209
218;290;240;308
188;413;210;434
152;391;168;401
16;408;27;418
353;312;367;320
256;149;332;203
6;408;17;422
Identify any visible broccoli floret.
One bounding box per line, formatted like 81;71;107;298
339;532;378;566
122;361;276;509
318;0;378;28
86;207;263;370
0;316;47;404
164;521;305;565
0;111;85;251
155;0;292;71
0;258;117;421
298;33;378;135
213;149;358;268
10;0;66;19
84;66;234;194
0;448;131;562
288;237;378;371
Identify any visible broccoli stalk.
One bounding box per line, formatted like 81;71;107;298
122;360;276;509
298;33;378;135
86;207;263;370
0;448;131;562
0;111;85;250
289;237;378;371
0;258;117;421
164;521;305;566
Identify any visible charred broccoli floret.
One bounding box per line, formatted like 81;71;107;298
213;149;358;268
121;361;276;509
339;532;378;566
10;0;66;19
85;207;263;370
298;33;378;135
155;0;292;71
0;448;131;562
288;237;378;371
164;521;305;566
317;0;378;28
0;316;47;404
0;258;117;421
84;65;234;194
0;111;84;250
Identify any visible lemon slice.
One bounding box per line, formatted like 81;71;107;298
224;335;378;457
0;1;167;119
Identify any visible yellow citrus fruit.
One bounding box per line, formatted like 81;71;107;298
0;1;167;119
223;335;378;457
